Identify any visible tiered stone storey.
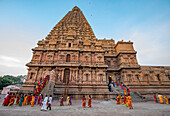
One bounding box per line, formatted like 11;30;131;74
21;6;170;100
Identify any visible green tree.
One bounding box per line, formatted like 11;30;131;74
0;77;12;90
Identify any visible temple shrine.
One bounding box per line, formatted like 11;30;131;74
21;6;170;100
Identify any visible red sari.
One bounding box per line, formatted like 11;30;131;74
38;95;42;104
88;97;91;108
3;94;12;106
127;88;130;95
27;95;32;105
120;84;123;89
117;95;120;104
82;97;86;107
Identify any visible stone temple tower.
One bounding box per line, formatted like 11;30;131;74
21;6;170;100
21;6;114;99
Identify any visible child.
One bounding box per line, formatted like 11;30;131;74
47;95;52;110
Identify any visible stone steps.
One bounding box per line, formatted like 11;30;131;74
113;86;146;102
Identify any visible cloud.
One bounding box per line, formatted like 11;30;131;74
121;22;170;66
0;55;22;67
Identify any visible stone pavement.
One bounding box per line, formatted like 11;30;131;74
0;96;170;116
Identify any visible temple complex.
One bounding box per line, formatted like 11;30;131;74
21;6;170;100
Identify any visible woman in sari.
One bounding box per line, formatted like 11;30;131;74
158;93;164;104
38;94;42;104
120;83;123;89
164;96;169;104
153;93;158;103
31;94;35;107
34;95;38;105
127;94;133;109
121;95;123;105
15;94;21;105
39;95;43;106
124;88;127;96
60;96;64;106
67;96;70;105
22;95;27;106
124;95;128;107
88;95;92;108
127;87;130;95
27;94;32;105
8;93;16;106
19;94;24;107
3;93;12;106
116;94;120;104
41;95;48;111
2;92;9;105
82;96;86;107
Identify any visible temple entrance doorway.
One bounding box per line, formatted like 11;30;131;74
63;68;70;84
63;68;70;100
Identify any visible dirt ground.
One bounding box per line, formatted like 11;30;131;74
0;95;170;116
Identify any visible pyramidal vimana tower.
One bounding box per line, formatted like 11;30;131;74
21;6;170;100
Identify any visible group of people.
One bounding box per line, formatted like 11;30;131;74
2;92;44;107
116;94;133;109
2;92;53;111
59;95;92;108
82;95;92;108
34;76;49;96
153;93;170;104
116;83;133;109
58;95;72;106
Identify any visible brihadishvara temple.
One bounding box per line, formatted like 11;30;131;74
20;6;170;100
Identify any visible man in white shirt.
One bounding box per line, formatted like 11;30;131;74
47;95;52;110
41;95;48;111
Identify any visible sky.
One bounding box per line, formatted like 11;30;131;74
0;0;170;76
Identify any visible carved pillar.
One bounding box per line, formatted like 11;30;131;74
61;69;64;82
75;69;78;83
79;69;82;83
92;70;96;84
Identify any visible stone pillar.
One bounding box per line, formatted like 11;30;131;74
75;69;78;83
92;70;96;84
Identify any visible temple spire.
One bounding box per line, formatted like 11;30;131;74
46;6;96;41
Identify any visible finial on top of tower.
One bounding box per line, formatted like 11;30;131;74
72;6;80;11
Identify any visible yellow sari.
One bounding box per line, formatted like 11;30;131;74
67;96;70;105
164;96;169;104
22;96;27;106
124;89;127;96
31;96;35;107
158;94;164;104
